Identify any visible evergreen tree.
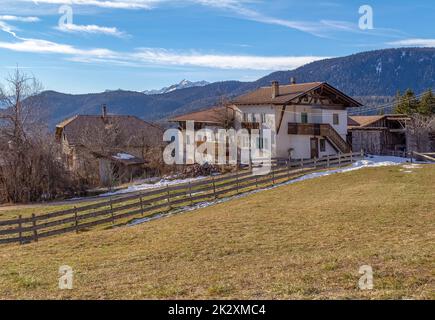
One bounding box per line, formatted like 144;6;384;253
418;89;435;115
394;89;419;115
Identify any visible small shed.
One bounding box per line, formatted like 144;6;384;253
348;114;410;155
93;151;147;186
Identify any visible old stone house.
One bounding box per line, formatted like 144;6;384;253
55;107;164;185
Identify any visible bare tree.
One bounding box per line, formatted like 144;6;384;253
0;69;77;203
209;96;236;129
406;114;435;153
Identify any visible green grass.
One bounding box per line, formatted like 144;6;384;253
0;164;434;299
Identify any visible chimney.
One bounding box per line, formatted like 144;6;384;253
290;77;296;85
271;81;279;99
102;104;107;118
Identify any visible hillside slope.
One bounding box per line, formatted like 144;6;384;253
0;165;433;299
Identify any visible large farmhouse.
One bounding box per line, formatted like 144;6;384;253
171;80;362;160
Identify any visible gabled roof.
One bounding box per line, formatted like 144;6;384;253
169;106;236;124
56;114;163;147
233;82;362;108
348;114;410;129
348;115;385;127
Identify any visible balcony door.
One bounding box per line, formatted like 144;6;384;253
310;137;319;159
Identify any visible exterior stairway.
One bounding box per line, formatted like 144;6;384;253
288;123;352;154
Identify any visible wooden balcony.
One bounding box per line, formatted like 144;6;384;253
241;122;260;130
288;122;351;153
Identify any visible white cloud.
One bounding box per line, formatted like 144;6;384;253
20;0;158;9
387;38;435;47
0;37;327;70
19;0;364;37
0;15;40;22
132;48;327;70
56;23;126;37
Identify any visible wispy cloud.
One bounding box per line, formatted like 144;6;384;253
19;0;368;37
0;15;40;38
0;15;40;22
0;36;327;70
56;23;127;37
19;0;158;9
387;38;435;47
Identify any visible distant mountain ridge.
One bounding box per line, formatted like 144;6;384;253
142;79;210;95
31;47;435;127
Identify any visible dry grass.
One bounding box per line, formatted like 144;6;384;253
0;165;434;299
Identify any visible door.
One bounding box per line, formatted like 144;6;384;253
310;138;319;159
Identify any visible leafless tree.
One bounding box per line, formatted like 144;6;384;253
406;114;435;153
210;96;236;129
0;69;78;203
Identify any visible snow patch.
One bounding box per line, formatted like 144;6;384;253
113;153;135;160
129;155;423;227
100;175;208;197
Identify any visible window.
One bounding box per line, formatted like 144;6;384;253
257;137;264;149
320;139;326;152
301;112;308;124
333;113;339;125
243;113;248;122
261;113;266;123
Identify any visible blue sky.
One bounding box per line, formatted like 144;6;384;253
0;0;434;93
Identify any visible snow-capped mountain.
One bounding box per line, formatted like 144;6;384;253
143;79;210;95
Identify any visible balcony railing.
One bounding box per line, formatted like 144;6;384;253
288;122;351;153
241;122;260;130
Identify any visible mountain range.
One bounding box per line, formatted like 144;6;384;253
142;79;210;95
29;47;435;128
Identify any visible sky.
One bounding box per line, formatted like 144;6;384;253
0;0;434;94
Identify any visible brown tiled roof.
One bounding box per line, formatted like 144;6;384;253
56;115;163;146
233;82;322;105
232;82;362;107
169;106;236;123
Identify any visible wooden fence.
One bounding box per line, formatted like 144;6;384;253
0;151;363;245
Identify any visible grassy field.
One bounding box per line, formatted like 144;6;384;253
0;164;434;299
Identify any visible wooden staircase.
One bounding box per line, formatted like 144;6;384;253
288;123;352;154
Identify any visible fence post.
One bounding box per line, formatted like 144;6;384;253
74;206;79;234
360;149;364;158
300;158;304;168
236;171;239;194
18;214;23;245
350;152;353;163
314;157;317;168
166;185;171;209
140;196;144;216
255;176;258;189
109;197;115;225
31;213;38;242
212;176;216;199
272;169;275;185
327;155;330;168
188;181;193;206
338;153;341;166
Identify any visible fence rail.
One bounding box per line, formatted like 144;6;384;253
0;151;363;245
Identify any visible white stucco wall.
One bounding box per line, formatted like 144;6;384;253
234;104;349;159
